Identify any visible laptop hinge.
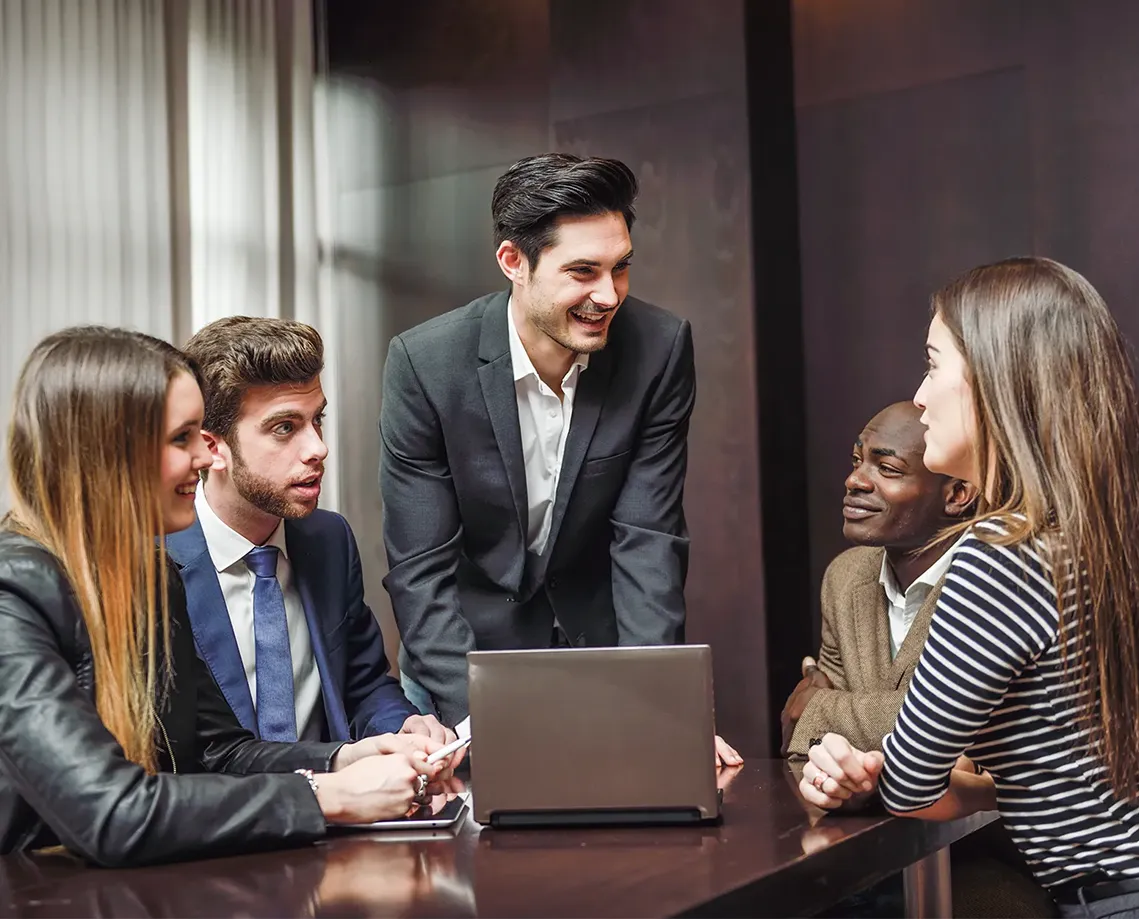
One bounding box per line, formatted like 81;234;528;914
489;807;713;828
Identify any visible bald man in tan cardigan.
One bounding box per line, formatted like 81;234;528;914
783;402;976;756
786;403;1059;917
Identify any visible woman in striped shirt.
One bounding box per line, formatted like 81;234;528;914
800;258;1139;917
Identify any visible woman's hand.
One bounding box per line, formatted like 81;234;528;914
799;732;884;810
316;750;439;824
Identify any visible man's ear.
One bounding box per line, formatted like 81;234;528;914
202;430;229;474
495;240;529;285
944;479;979;519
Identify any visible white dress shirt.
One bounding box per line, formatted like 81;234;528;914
507;300;589;555
878;532;967;659
194;489;325;740
450;308;589;742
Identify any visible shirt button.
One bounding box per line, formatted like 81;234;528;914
548;409;557;418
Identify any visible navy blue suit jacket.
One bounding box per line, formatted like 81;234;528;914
166;511;417;742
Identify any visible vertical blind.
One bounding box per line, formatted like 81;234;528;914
0;0;339;512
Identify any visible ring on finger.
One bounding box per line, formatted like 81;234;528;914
812;772;827;790
413;773;431;805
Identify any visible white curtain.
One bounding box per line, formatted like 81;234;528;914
185;0;321;326
0;0;341;512
182;0;340;506
0;0;173;508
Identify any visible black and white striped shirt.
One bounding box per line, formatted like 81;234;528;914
879;519;1139;888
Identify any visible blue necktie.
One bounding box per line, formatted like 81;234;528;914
245;546;297;742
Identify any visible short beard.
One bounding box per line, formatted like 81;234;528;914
229;440;314;520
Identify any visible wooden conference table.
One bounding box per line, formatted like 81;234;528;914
0;760;996;918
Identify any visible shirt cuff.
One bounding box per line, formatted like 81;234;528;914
324;742;348;771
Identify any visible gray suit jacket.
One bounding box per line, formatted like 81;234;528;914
380;290;694;725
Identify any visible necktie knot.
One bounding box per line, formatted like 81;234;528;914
245;545;280;579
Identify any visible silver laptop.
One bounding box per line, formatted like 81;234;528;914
468;645;721;827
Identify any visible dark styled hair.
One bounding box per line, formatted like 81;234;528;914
491;153;638;268
183;316;324;441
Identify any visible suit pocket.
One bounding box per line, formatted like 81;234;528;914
324;614;350;654
580;449;631;478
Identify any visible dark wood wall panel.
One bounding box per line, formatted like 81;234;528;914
793;0;1139;638
745;0;810;755
796;68;1032;625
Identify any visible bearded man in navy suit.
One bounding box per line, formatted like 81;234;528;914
168;317;455;752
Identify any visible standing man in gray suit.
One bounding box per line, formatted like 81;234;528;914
380;153;740;764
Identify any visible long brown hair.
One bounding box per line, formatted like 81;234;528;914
933;257;1139;801
5;327;203;773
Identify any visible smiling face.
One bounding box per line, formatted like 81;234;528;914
499;211;632;360
914;312;979;483
842;402;956;550
159;371;213;534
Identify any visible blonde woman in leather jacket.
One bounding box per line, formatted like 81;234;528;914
0;327;455;867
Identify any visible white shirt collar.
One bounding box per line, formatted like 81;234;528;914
879;529;969;607
507;296;589;386
195;487;289;573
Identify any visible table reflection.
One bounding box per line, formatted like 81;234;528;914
0;798;478;918
0;846;324;918
315;835;476;917
718;763;745;791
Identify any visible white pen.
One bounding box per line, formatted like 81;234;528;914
426;734;472;765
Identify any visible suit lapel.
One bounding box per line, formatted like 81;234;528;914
166;522;256;732
854;576;894;687
285;521;350;742
543;346;615;558
477;293;528;545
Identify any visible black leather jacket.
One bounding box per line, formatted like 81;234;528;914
0;530;342;867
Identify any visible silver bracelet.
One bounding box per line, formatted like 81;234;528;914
294;768;319;798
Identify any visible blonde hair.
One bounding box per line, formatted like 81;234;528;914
5;327;202;773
